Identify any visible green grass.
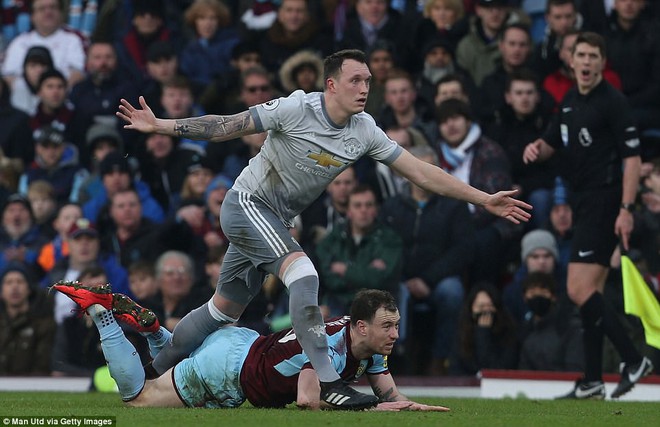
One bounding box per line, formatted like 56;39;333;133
1;392;659;427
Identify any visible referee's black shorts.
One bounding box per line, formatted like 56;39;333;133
570;187;621;266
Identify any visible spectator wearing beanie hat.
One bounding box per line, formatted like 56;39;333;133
82;151;164;227
0;262;56;375
503;228;566;325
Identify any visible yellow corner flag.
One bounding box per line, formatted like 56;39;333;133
621;254;660;350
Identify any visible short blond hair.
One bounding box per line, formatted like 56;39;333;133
184;0;231;30
423;0;464;20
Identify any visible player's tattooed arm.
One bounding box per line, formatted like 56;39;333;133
372;384;397;402
174;111;255;142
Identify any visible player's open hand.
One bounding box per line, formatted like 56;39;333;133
484;189;532;224
117;96;156;133
404;401;450;411
372;401;413;411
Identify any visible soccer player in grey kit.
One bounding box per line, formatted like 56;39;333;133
118;49;532;409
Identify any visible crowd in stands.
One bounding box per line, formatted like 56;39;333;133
1;0;659;379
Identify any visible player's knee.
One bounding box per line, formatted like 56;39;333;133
281;256;318;287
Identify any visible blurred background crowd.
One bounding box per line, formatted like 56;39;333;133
0;0;659;380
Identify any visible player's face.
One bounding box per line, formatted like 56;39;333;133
332;59;371;115
364;308;400;355
570;42;605;93
505;80;538;116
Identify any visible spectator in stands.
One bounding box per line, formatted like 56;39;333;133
257;0;333;76
44;218;130;324
316;185;402;317
26;180;57;237
138;132;200;215
179;0;240;91
278;50;325;94
50;265;108;377
82;151;164;226
410;0;468;72
486;69;556;228
128;260;158;303
0;78;35;166
71;124;124;204
143;250;212;331
518;271;584;371
198;174;232;251
415;38;473;111
380;145;475;375
9;45;54;115
478;23;533;123
530;0;580;81
18;125;86;203
198;41;262;115
0;194;48;278
29;69;81;145
115;0;177;84
142;41;180;115
338;0;404;62
434;73;473;106
503;229;566;325
68;42;138;166
435;98;522;283
158;77;208;154
449;282;519;376
100;188;207;278
179;156;215;204
603;0;660;133
364;40;395;117
1;0;85;87
300;166;357;252
0;263;55;375
378;69;436;143
456;0;510;85
632;159;660;277
37;202;82;273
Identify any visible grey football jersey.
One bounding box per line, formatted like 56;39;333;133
233;90;402;224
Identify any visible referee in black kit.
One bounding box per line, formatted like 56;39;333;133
523;32;653;399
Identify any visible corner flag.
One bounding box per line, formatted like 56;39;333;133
621;254;660;350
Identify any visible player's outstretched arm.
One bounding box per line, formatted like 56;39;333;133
390;150;532;224
367;373;450;412
296;368;322;410
117;96;257;142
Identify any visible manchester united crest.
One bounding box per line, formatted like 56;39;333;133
344;138;363;157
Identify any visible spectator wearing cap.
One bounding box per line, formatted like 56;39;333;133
278;50;324;94
456;0;522;86
43;217;131;324
82;151;164;227
409;0;469;73
435;98;522;283
68;42;139;166
139;131;201;215
0;194;49;277
0;75;35;167
198;40;262;115
9;45;54;115
100;188;207;281
17;125;87;203
115;0;179;84
1;0;86;88
29;68;83;147
0;263;56;375
70;124;124;205
179;0;240;91
502;228;566;325
415;38;474;111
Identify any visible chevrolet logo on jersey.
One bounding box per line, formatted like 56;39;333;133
307;150;346;168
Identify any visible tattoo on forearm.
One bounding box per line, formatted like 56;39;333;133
174;112;251;139
373;385;396;402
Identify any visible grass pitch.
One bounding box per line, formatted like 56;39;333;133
1;392;658;427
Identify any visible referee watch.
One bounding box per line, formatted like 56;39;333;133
621;203;635;212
